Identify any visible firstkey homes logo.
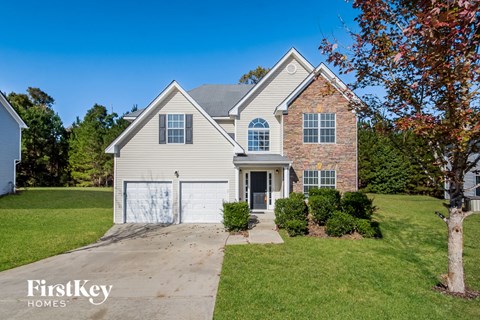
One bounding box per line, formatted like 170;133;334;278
27;280;113;308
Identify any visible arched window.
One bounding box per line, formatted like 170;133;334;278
248;118;270;151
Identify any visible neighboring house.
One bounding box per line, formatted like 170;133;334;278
445;156;480;211
106;48;358;224
0;92;27;195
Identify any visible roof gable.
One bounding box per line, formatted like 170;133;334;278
0;92;27;129
105;81;244;154
275;63;360;114
228;48;315;117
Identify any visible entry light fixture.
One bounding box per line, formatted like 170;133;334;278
275;169;279;174
174;170;179;178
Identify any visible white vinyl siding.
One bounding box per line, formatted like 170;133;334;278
215;119;235;135
236;57;310;154
114;89;236;223
0;103;21;195
303;170;336;195
303;113;336;144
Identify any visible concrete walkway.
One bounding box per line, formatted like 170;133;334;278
0;224;228;320
227;212;284;245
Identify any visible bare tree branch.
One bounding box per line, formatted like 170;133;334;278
435;211;449;223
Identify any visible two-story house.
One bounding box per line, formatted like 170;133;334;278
0;92;27;195
106;48;357;224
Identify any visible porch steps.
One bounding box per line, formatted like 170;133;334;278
226;212;284;245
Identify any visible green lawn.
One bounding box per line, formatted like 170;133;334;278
214;194;480;320
0;188;113;271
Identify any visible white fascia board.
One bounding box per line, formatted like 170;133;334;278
0;92;28;129
105;81;245;154
229;48;314;117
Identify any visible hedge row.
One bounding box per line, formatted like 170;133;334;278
275;188;379;238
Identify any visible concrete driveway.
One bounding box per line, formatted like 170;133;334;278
0;224;228;320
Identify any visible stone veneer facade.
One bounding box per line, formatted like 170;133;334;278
283;75;357;194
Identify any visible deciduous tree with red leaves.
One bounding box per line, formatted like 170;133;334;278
320;0;480;294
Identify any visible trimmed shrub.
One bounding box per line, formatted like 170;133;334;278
289;192;306;204
325;211;356;237
308;189;341;225
274;198;289;228
284;219;308;237
274;192;308;229
355;218;376;238
274;193;307;225
308;188;341;203
222;202;250;232
341;192;374;219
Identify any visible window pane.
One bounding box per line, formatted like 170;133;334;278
319;170;336;189
319;113;335;143
303;114;318;143
248;127;270;151
303;170;319;196
167;114;185;143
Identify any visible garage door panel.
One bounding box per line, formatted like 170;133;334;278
125;182;173;223
181;182;228;223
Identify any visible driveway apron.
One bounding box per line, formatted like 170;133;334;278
0;224;228;320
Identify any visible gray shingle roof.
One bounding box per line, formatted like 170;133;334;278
124;84;254;119
188;84;254;117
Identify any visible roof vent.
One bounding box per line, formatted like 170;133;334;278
286;63;297;74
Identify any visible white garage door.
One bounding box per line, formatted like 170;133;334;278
125;182;173;223
180;181;228;223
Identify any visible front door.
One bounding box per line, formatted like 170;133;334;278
251;171;267;210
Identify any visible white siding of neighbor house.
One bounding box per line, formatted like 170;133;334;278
215;119;235;135
0;102;21;195
235;57;310;154
463;155;480;198
114;89;236;223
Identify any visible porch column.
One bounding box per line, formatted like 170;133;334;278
284;166;290;197
235;167;240;201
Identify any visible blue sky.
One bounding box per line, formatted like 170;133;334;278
0;0;358;125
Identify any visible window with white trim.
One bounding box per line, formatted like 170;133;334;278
248;118;270;151
320;170;336;188
167;114;185;143
303;170;318;195
303;113;336;144
303;170;336;195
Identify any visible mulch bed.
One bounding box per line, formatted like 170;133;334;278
433;283;480;300
307;222;363;240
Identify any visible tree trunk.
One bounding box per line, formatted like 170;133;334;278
447;207;465;293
